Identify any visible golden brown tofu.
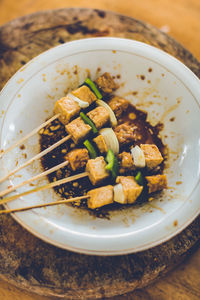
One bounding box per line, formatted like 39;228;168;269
86;156;109;186
114;123;135;145
140;144;163;169
53;96;80;125
93;135;108;154
65;117;91;144
66;148;89;171
94;72;118;93
116;176;143;204
87;185;114;209
118;152;135;172
108;96;129;118
146;174;167;194
71;85;97;104
87;107;110;129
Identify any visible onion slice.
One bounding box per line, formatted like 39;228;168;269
99;128;119;155
114;183;126;204
67;93;89;108
96;99;117;126
131;145;146;168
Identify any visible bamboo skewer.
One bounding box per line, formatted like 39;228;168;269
0;195;89;215
0;171;88;205
0;134;71;184
0;160;69;197
0;114;60;159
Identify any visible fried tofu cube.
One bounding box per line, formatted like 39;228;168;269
93;135;108;154
116;176;143;204
71;85;97;104
94;72;118;94
66;148;89;171
146;174;167;194
114;123;134;145
140;144;163;169
86;156;109;186
87;106;110;129
54;96;80;125
65;117;91;144
108;96;129;118
87;185;114;209
118;152;135;172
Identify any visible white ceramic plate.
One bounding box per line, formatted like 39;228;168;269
0;38;200;255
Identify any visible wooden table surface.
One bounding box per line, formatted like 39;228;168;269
0;1;199;300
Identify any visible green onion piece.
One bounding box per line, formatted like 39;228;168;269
83;140;97;159
135;171;144;186
105;149;119;180
80;112;98;134
85;78;103;99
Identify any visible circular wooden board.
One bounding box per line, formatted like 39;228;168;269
0;8;199;299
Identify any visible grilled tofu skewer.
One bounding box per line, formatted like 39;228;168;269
0;148;89;197
0;72;118;160
0;145;167;205
0;117;164;196
0;105;111;184
0;171;168;214
0;176;143;214
0;85;96;160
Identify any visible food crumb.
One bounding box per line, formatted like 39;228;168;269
61;149;67;154
73;66;78;75
19;144;25;150
112;50;116;53
148;68;152;72
147;80;151;84
129;113;136;120
42;74;46;82
140;75;145;80
173;220;178;226
73;182;79;187
170;117;175;122
132;91;138;96
176;181;182;185
17;78;24;84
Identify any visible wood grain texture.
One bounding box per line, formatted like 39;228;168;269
0;0;199;60
0;7;199;300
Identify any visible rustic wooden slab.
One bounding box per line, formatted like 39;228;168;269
0;8;199;299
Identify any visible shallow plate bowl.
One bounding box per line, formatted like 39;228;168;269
0;37;200;255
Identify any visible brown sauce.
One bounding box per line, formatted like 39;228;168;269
39;101;166;218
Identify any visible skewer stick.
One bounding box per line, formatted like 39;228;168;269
0;171;88;205
0;114;60;159
0;134;71;184
0;195;89;215
0;160;69;197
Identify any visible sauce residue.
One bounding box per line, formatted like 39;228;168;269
39;99;166;219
